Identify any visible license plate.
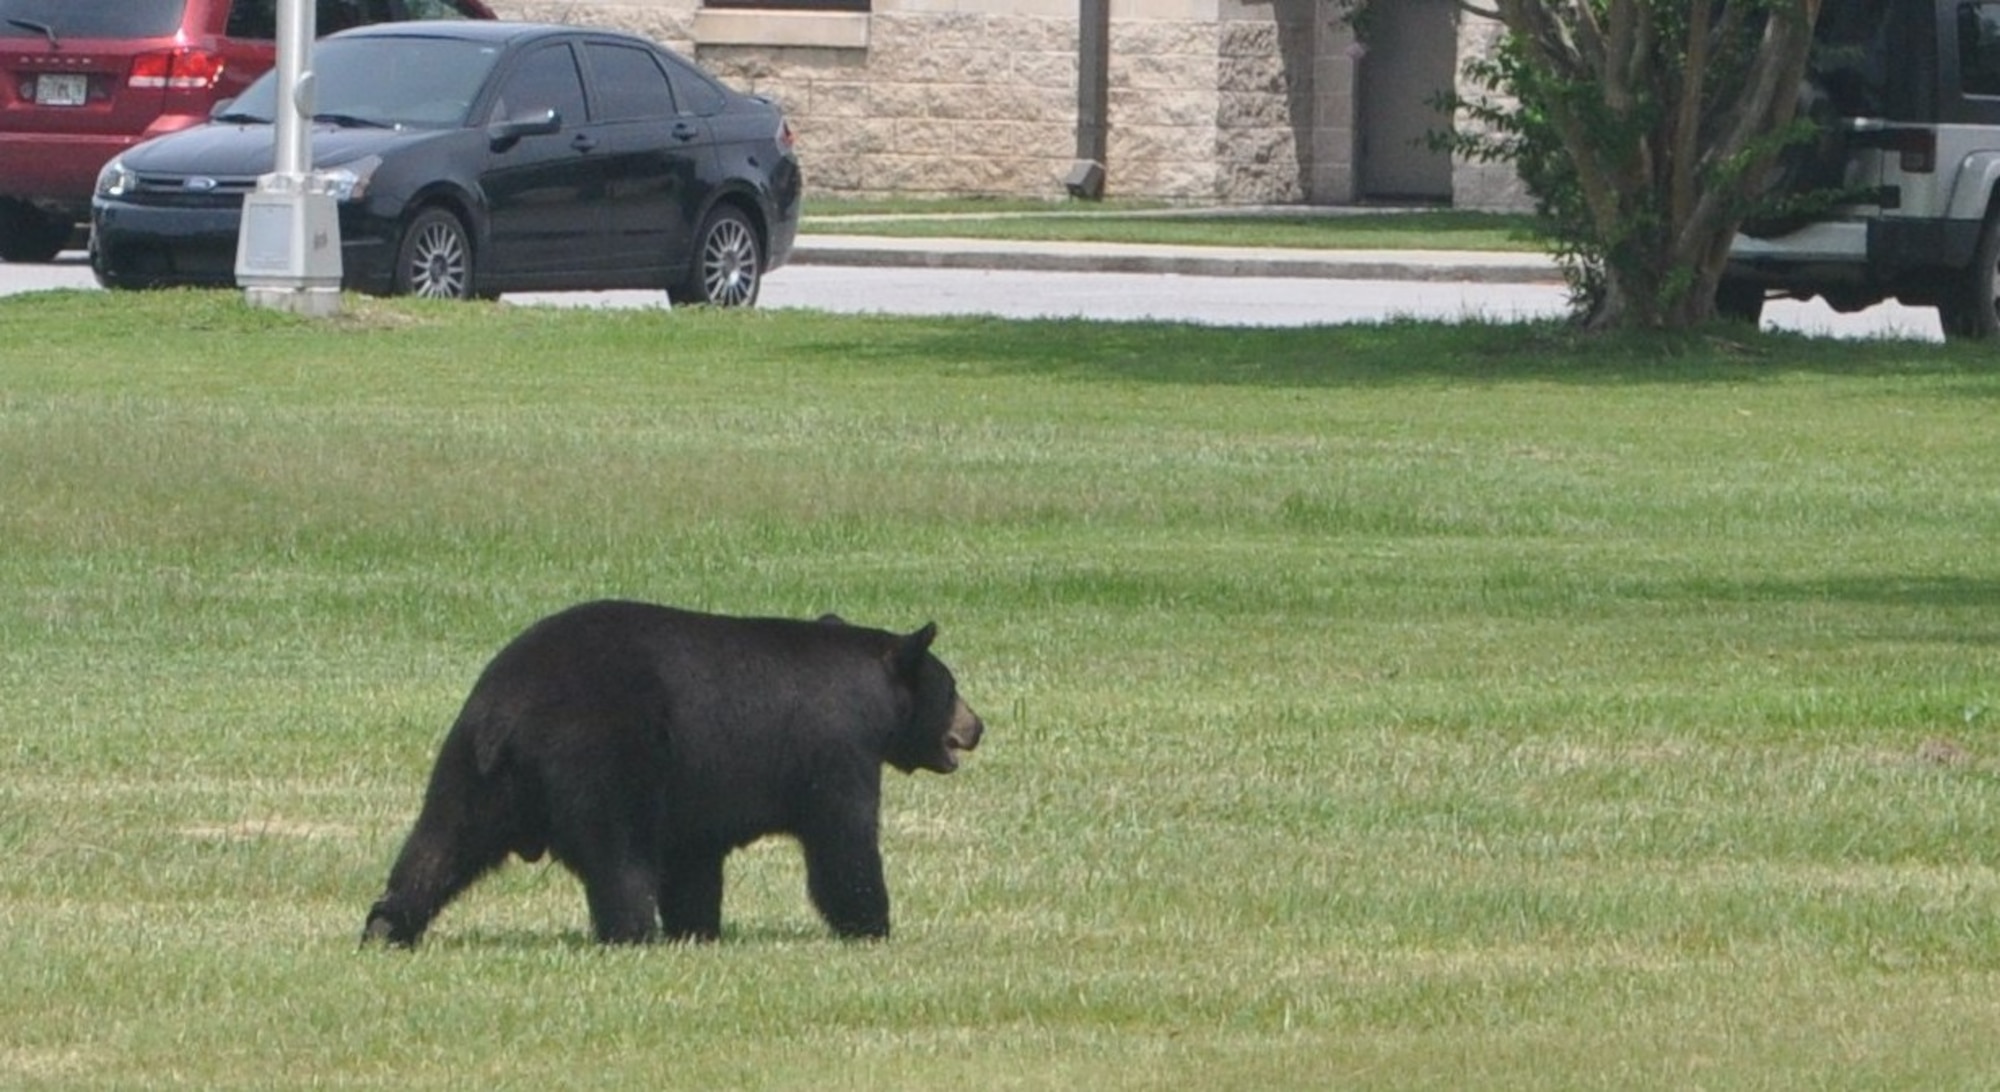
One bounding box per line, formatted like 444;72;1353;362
34;73;87;106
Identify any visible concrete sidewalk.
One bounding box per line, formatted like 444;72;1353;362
790;232;1564;284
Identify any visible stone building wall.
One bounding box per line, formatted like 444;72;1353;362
1448;13;1527;211
710;11;1078;197
484;0;1526;208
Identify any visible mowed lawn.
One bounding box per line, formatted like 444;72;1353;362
3;289;2000;1089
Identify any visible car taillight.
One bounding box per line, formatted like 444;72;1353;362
129;49;225;91
777;118;795;151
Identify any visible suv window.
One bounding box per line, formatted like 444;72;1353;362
1812;0;1898;116
1961;2;2000;96
0;0;186;37
403;0;476;16
227;0;414;40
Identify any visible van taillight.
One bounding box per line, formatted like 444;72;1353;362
129;49;225;91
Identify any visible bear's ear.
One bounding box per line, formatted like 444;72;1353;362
816;613;848;626
890;622;939;677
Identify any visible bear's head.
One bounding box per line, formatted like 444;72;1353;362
884;622;983;775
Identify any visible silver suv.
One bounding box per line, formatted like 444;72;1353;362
1723;0;2000;338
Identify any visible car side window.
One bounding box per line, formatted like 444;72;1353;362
489;43;589;127
1962;2;2000;97
583;43;678;121
660;52;727;117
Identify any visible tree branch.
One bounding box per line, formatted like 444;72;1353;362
1679;0;1821;269
1671;0;1713;230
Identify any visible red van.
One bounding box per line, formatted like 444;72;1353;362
0;0;493;262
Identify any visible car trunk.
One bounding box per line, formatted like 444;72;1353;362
1;0;189;138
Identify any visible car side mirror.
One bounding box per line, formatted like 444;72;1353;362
487;108;561;152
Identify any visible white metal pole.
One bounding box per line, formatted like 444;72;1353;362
273;0;313;177
235;0;342;315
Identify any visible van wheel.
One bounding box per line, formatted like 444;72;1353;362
0;201;70;263
1940;212;2000;341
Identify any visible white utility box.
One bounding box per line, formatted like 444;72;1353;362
235;172;344;316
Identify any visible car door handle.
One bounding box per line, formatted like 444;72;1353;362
671;122;699;143
570;133;597;153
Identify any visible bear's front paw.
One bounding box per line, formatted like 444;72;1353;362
361;904;421;948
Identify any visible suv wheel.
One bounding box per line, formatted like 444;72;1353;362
1740;82;1848;241
1940;212;2000;341
0;201;70;263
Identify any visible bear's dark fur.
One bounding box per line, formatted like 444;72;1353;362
363;600;984;946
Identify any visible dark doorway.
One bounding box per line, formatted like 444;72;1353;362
1357;0;1456;202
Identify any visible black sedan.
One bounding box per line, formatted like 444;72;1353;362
90;21;801;305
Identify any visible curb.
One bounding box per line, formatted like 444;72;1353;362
790;234;1564;284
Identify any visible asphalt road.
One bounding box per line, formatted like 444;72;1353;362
1;250;1948;340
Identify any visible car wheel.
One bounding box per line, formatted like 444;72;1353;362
1941;211;2000;341
0;201;70;263
393;207;474;300
673;205;761;307
1714;277;1765;326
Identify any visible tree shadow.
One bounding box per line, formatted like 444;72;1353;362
1633;573;2000;647
871;316;1999;390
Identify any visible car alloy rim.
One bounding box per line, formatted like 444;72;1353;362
410;221;468;299
701;217;757;306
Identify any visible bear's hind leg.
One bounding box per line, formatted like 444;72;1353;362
658;848;726;942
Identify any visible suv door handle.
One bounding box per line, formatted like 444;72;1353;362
671;122;699;143
570;133;597;153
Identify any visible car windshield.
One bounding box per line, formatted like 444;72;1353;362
0;0;184;37
225;36;503;129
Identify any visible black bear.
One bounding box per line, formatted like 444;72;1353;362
362;600;984;946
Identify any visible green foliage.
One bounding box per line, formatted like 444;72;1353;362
5;293;2000;1088
1414;2;1823;329
1435;34;1611;315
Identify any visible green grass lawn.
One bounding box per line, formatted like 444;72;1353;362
4;290;2000;1088
801;203;1542;252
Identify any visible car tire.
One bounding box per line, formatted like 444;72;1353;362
671;205;761;307
392;207;474;300
0;201;70;263
1940;210;2000;341
1715;277;1765;326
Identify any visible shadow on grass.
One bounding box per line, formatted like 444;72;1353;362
385;922;834;952
1642;573;2000;646
869;317;1999;390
